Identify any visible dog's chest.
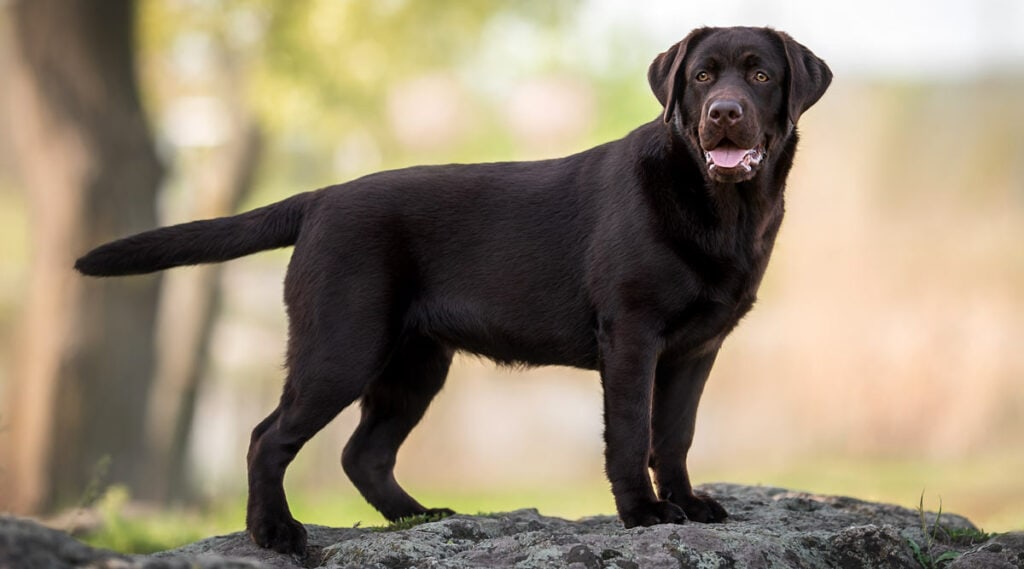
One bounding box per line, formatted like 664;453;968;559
664;261;762;353
663;219;777;355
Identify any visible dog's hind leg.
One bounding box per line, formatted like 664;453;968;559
342;334;454;521
245;345;373;554
245;267;397;554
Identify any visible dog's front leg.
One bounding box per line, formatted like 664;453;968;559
649;349;728;523
600;324;686;528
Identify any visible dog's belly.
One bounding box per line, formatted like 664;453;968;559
411;293;599;369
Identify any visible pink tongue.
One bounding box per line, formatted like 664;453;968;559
709;147;748;168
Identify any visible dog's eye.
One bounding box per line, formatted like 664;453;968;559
754;71;770;83
695;71;711;82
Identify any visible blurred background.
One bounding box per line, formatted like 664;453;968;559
0;0;1022;551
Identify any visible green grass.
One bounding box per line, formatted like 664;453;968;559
373;511;454;532
74;487;214;554
937;525;998;546
906;494;965;569
280;481;616;531
904;492;1000;569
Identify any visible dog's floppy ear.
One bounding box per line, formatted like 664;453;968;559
648;28;709;124
775;31;832;126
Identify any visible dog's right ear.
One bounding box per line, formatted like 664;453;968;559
648;28;709;124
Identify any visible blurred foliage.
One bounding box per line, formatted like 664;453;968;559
137;0;583;206
76;486;209;554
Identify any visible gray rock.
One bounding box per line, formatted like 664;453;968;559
2;484;1021;569
949;532;1024;569
0;515;130;569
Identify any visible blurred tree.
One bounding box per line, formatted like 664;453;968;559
137;3;268;505
4;0;164;512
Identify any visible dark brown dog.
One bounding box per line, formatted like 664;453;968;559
76;27;831;555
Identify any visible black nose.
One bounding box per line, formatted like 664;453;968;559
708;100;743;126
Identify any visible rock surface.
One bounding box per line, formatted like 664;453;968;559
2;484;1022;568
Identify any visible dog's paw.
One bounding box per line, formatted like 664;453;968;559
677;492;728;523
619;499;686;528
249;516;308;555
424;507;456;518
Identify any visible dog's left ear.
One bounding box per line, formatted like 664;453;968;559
775;31;833;126
648;28;710;124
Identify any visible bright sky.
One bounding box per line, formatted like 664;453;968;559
577;0;1024;79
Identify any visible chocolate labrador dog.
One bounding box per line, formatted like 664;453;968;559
76;26;831;554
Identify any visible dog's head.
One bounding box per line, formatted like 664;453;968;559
649;27;832;183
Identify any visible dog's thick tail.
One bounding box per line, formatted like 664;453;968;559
75;191;315;277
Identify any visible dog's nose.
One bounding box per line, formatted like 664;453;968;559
707;100;743;126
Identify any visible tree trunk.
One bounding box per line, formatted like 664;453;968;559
4;0;164;512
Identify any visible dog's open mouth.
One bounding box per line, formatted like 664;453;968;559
704;143;766;175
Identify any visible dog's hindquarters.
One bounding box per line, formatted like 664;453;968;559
246;217;459;550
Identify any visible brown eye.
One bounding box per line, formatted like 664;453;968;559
696;71;711;82
754;71;770;82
